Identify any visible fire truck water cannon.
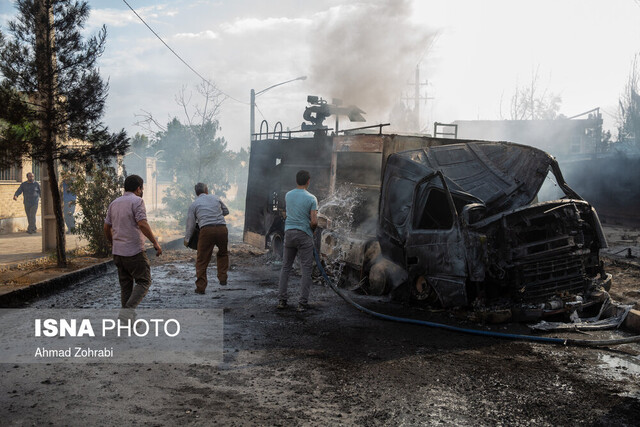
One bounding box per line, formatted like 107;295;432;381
301;95;366;132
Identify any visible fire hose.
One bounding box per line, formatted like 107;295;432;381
312;248;640;348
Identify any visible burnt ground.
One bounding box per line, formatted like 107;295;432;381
2;241;640;426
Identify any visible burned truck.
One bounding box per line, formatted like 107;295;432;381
366;141;611;318
243;101;611;319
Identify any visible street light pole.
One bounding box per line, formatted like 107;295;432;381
250;88;256;141
250;75;307;140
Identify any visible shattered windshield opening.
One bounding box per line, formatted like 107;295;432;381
414;188;454;230
535;168;565;202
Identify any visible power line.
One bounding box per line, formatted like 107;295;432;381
254;102;301;132
254;103;266;121
121;0;247;105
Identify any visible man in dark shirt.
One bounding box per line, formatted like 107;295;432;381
13;172;41;234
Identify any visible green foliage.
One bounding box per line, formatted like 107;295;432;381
0;0;129;165
140;82;235;224
64;165;123;257
130;133;151;157
122;133;150;178
226;147;250;211
0;81;39;167
154;117;229;224
0;0;128;265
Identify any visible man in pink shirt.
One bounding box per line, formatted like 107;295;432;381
104;175;162;308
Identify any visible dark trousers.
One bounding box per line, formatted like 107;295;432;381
113;251;151;308
25;204;38;233
196;225;229;291
278;229;314;305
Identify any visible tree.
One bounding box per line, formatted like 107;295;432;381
129;132;151;158
138;82;230;224
0;0;128;266
226;147;250;210
122;132;150;176
617;54;640;146
64;163;123;257
501;67;562;120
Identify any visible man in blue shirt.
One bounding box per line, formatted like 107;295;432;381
62;179;77;233
277;170;318;312
13;172;41;234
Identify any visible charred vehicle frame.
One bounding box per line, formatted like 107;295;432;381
243;99;612;321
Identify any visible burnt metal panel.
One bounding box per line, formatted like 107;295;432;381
394;141;553;214
243;135;333;247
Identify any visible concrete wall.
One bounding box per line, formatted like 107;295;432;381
0;213;42;234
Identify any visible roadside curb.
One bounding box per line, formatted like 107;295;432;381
0;260;114;308
0;238;184;308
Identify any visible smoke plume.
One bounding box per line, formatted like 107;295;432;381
309;0;435;121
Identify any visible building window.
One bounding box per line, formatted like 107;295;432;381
0;151;21;181
0;165;21;181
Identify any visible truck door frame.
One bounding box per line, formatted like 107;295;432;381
405;171;469;307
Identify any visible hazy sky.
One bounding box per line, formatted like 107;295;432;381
1;0;639;151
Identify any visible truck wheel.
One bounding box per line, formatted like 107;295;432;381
411;275;440;305
267;231;284;259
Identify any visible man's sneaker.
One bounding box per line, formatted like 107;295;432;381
276;300;288;309
195;289;205;295
296;303;310;312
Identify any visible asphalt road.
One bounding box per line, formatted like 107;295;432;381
2;244;640;426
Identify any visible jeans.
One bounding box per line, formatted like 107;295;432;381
195;225;229;291
113;251;151;308
278;229;314;304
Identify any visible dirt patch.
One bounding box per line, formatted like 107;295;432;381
605;259;640;305
0;252;109;296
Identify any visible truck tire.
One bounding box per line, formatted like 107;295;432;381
267;231;284;259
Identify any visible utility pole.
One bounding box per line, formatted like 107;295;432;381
250;88;255;142
250;76;306;141
403;65;432;132
36;0;59;253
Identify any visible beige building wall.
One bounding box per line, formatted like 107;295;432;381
0;161;43;234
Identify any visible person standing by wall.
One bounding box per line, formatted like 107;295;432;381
104;174;162;309
13;172;41;234
277;170;318;312
62;178;76;233
184;182;230;294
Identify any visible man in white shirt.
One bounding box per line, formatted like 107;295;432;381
184;182;229;294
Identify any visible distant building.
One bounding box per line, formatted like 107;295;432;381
454;109;603;159
123;152;160;212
